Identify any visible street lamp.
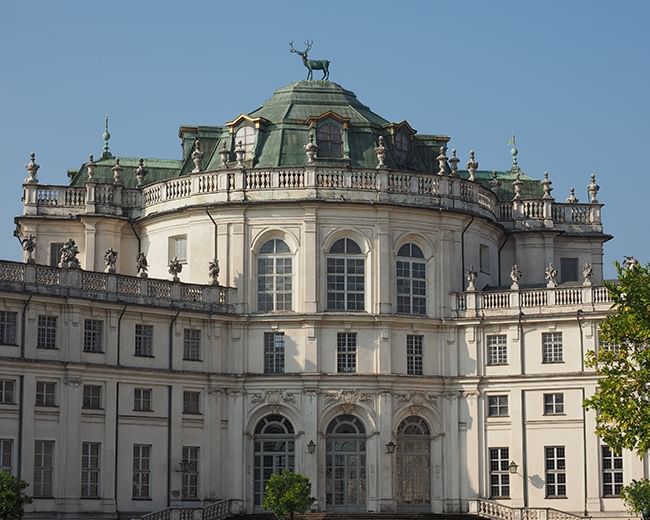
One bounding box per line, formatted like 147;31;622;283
508;461;518;474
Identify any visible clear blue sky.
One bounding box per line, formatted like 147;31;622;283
1;1;648;278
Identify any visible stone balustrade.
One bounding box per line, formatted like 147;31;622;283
0;261;232;313
468;499;589;520
454;284;612;317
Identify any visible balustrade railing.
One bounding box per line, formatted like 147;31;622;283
469;498;589;520
0;260;232;312
139;498;240;520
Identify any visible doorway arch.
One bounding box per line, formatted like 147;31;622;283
396;415;431;510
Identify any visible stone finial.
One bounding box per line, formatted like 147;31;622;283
510;264;522;290
135;158;148;188
436;146;448;176
235;140;245;168
545;263;558;288
25;152;40;184
59;238;80;269
218;142;230;167
86;154;96;181
304;132;318;165
508;133;520;173
449;149;459;177
489;170;501;192
567;187;578;203
466;267;477;291
541;171;553;200
168;257;182;282
209;259;220;285
102;115;113;160
587;173;600;203
20;234;36;264
582;263;593;286
512;172;522;201
623;256;639;270
375;136;386;169
466;151;478;182
112;158;122;185
136;252;149;278
104;248;118;274
191;139;203;173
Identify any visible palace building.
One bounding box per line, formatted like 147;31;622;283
0;76;639;519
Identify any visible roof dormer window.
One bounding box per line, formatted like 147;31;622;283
234;125;256;160
394;131;410;166
316;119;343;158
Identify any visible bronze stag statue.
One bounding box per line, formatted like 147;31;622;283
289;40;330;81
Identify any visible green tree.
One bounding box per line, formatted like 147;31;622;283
262;470;314;520
584;261;650;456
0;470;32;520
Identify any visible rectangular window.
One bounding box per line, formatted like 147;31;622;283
543;393;565;415
264;332;285;374
181;446;199;500
183;391;200;415
0;311;17;345
0;439;12;473
132;444;151;499
37;315;57;350
560;257;579;283
487;395;509;417
82;385;102;410
183;329;201;361
489;447;510;498
487;334;508;365
0;380;15;404
135;324;153;357
545;446;567;497
134;388;152;412
480;244;490;274
601;445;623;497
406;334;423;375
337;332;357;373
542;332;563;363
81;441;100;498
35;381;56;407
83;319;103;353
50;242;64;268
33;440;54;498
168;235;187;263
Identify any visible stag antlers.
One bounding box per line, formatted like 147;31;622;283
289;40;313;56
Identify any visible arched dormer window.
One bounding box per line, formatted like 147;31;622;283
394;131;410;166
316;119;343;158
327;238;364;311
396;243;426;315
257;239;292;312
234;125;256;160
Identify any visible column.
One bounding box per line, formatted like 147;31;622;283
377;391;394;512
443;392;460;512
84;221;97;271
302;206;318;313
376;218;391;314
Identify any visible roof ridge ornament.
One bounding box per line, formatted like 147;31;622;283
466;150;478;182
289;40;330;81
191;139;204;173
25;152;40;184
102;115;113;160
508;133;520;174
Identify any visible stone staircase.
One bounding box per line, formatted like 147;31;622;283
235;514;480;520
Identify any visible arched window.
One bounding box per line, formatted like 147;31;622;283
326;415;366;510
316;120;343;158
396;416;431;509
327;238;364;311
235;125;256;160
394;132;410;166
257;239;292;312
253;415;295;507
396;243;426;315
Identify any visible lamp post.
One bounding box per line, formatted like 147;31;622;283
509;461;518;474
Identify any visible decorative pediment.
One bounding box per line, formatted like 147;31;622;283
306;111;351;128
384;120;417;137
225;114;270;131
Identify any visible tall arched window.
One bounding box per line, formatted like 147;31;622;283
258;239;292;312
326;415;366;510
253;415;295;508
316;120;343;158
327;238;364;311
396;416;431;510
396;243;426;315
235;125;256;160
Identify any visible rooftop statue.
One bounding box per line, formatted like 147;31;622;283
289;40;330;81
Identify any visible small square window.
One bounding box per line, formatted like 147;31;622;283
82;385;102;410
542;332;563;363
0;312;18;345
168;235;187;263
134;388;152;412
183;329;201;361
35;382;56;407
37;315;57;350
487;335;508;365
560;257;579;283
0;380;15;404
543;393;564;415
487;395;509;417
83;320;104;353
183;391;200;415
135;324;153;357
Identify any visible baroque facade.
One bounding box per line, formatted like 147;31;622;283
0;79;641;519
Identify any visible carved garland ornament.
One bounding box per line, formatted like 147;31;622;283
323;389;374;414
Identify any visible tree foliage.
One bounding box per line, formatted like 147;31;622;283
0;470;31;520
620;479;650;516
584;262;650;456
262;470;314;520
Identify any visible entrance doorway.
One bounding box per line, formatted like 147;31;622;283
396;416;430;510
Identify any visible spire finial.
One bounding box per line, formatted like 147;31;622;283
24;152;40;184
466;150;478;181
508;133;519;172
541;171;554;200
102;115;113;160
449;149;459;177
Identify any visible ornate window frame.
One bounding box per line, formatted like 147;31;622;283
306;111;350;160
